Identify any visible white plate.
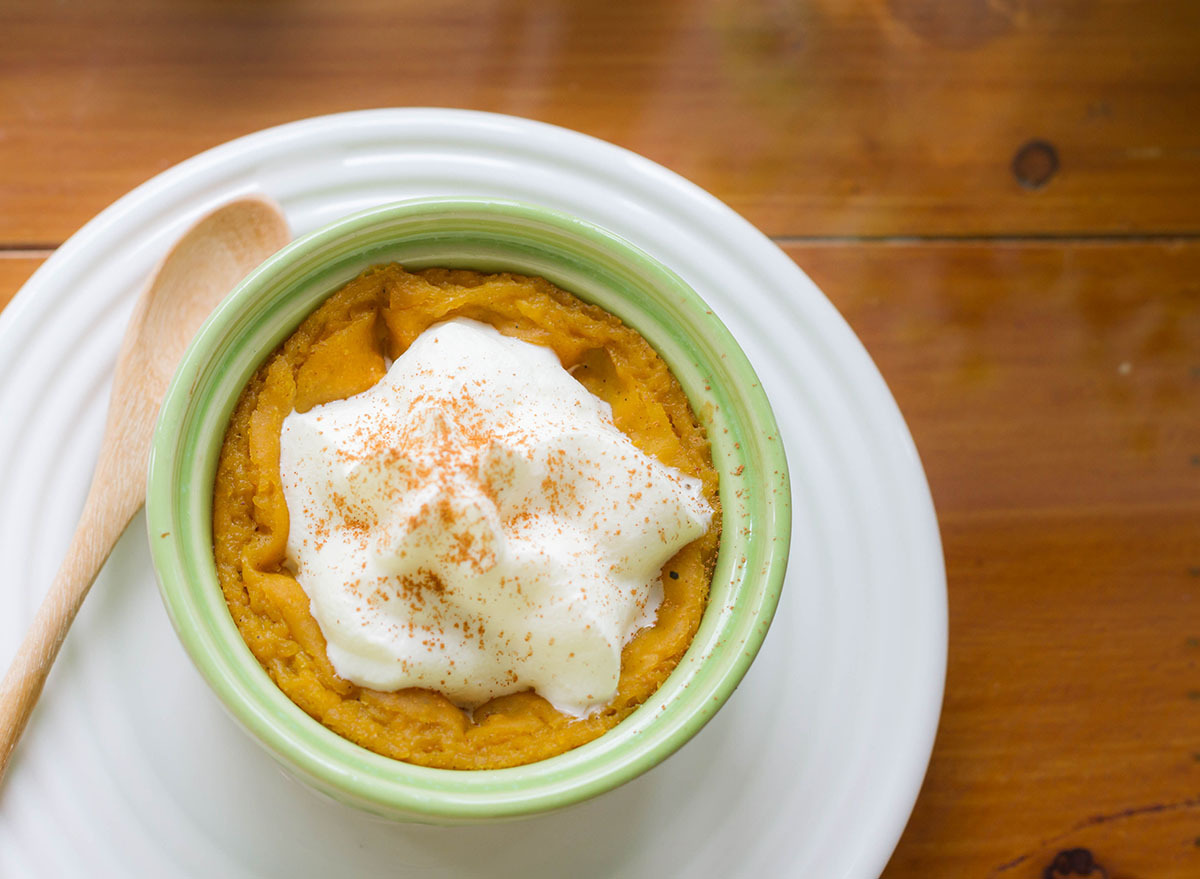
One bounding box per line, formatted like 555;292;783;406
0;109;945;878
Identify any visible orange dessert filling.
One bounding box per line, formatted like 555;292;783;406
212;265;720;769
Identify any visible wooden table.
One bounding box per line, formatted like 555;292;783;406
3;1;1198;875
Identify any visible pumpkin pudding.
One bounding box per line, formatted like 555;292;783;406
212;265;720;769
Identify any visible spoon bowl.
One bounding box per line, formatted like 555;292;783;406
0;196;290;781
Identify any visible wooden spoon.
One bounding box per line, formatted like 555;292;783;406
0;196;290;781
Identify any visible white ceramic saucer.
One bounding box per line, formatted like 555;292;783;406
0;109;945;878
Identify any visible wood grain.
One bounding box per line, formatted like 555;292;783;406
0;256;44;311
1;0;1199;242
783;240;1200;877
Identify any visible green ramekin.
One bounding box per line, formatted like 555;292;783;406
146;198;791;823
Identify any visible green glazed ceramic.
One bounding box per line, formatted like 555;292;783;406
146;198;790;823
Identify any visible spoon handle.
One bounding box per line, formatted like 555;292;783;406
0;441;142;781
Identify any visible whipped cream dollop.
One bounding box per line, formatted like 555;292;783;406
279;318;712;716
